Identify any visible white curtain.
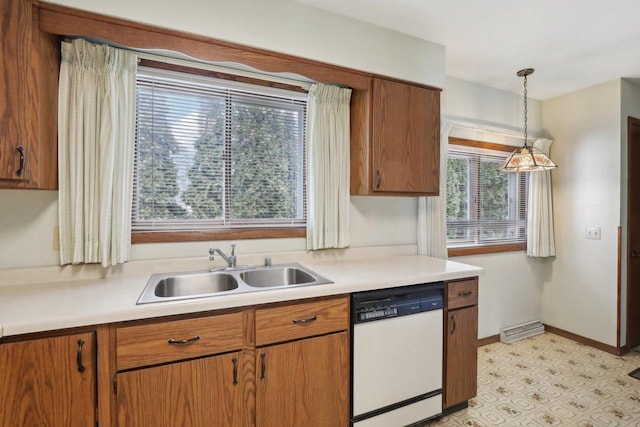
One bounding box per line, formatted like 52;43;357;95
306;83;352;250
58;39;137;267
527;138;556;257
417;120;453;258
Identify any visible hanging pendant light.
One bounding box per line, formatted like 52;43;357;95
500;68;557;172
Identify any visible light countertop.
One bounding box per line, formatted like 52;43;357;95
0;255;482;338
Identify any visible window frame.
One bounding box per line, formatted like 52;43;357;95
446;137;527;257
131;60;308;244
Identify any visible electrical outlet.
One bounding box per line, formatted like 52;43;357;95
586;226;601;240
53;226;60;250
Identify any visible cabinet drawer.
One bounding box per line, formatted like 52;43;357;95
255;296;349;346
447;278;478;310
116;312;244;370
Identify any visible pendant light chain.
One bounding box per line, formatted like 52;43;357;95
523;72;528;145
500;68;556;172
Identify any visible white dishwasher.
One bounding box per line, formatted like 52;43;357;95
351;283;444;427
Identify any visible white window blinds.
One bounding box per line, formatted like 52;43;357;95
132;67;308;232
446;146;528;248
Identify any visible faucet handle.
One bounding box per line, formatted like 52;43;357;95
230;243;236;256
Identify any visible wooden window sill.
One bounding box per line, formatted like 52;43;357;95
132;228;306;244
448;244;526;257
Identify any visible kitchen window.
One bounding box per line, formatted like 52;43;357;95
131;62;308;242
446;137;528;255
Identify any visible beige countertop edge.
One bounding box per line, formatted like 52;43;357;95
0;256;483;338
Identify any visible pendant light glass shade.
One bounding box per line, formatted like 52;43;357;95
500;68;557;173
500;145;557;172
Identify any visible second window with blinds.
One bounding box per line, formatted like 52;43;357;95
446;137;528;255
132;64;309;242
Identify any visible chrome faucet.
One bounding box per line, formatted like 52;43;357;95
209;244;237;268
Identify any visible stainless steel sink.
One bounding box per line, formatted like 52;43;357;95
153;273;239;297
137;263;332;304
239;266;316;288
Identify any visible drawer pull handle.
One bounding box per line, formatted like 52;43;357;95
232;357;238;385
376;170;382;189
16;146;25;177
76;339;86;373
260;352;266;379
167;335;200;345
458;290;473;297
292;315;317;324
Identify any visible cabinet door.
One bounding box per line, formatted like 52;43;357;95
0;0;34;182
371;78;440;195
0;332;96;427
444;305;478;408
117;351;246;427
256;332;349;427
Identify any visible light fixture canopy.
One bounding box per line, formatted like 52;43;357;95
500;68;557;172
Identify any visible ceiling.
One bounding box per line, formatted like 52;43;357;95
292;0;640;100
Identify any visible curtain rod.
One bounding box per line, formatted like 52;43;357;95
135;51;314;91
450;122;531;142
65;37;315;90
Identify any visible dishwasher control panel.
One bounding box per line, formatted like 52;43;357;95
352;282;444;324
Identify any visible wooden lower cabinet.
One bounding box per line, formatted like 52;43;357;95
0;332;96;427
444;305;478;408
116;350;248;427
256;332;349;427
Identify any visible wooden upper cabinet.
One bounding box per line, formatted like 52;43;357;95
0;1;58;189
352;77;440;196
0;332;96;427
0;0;34;183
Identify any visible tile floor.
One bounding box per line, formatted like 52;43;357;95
426;332;640;426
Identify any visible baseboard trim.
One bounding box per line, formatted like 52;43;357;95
543;324;626;356
478;334;500;347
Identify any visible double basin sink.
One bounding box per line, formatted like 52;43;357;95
137;263;333;304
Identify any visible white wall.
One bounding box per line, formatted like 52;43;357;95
541;79;621;347
444;76;542;136
0;190;417;269
443;76;546;339
453;252;544;339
